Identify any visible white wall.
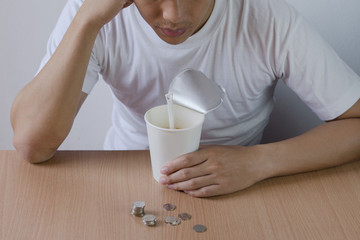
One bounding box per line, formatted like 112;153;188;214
262;0;360;142
1;0;359;149
1;0;112;150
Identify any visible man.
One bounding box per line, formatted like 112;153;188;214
11;0;360;197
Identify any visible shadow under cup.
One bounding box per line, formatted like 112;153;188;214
144;104;205;182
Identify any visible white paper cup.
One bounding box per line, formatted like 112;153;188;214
144;104;205;182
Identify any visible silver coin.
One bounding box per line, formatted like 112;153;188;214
131;201;146;217
193;224;207;233
164;216;181;226
142;214;156;226
169;218;181;226
163;203;176;211
164;216;177;224
132;201;146;208
131;210;145;217
178;212;192;221
142;214;156;222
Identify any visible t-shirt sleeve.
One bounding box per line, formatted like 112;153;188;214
278;12;360;121
36;0;101;94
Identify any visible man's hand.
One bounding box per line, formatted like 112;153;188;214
81;0;134;28
158;100;360;198
159;145;267;197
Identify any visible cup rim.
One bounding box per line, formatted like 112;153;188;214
144;105;204;132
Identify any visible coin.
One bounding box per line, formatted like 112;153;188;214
193;224;207;233
131;201;146;217
163;203;176;211
164;216;177;224
164;216;181;226
132;201;146;208
142;214;156;226
178;212;192;221
170;218;181;226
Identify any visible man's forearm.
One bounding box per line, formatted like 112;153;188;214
261;118;360;179
11;9;102;162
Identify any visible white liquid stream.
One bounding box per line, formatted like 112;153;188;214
165;93;175;129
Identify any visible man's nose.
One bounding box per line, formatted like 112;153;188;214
161;0;184;23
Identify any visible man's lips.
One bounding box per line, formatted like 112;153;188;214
159;28;187;37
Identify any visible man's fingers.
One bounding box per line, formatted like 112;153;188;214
167;174;214;191
184;184;223;198
161;162;211;185
160;150;206;175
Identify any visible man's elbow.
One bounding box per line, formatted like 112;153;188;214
13;136;56;164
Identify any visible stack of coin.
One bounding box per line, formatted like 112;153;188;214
131;201;146;217
130;201;207;232
142;214;157;226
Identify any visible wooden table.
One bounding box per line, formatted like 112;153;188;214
0;150;359;240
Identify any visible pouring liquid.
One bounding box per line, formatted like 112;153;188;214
165;93;175;129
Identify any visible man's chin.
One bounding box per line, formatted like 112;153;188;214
158;36;189;45
154;30;190;45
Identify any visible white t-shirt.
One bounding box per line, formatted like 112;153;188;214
39;0;360;150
